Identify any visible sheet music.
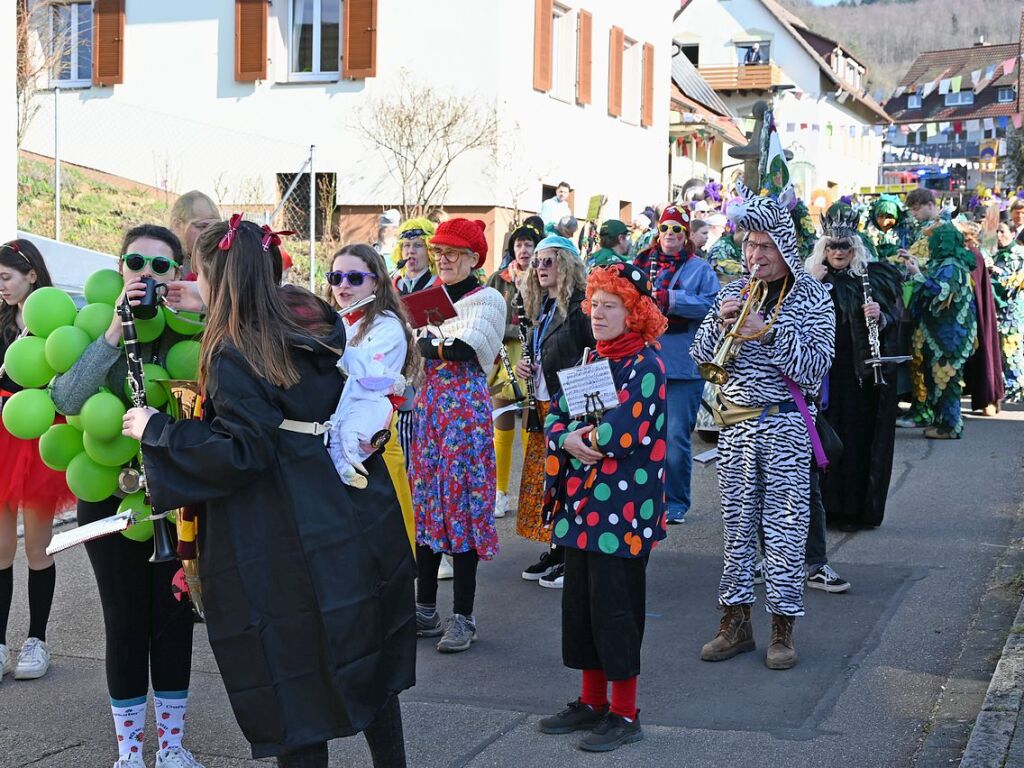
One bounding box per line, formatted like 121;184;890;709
46;511;134;555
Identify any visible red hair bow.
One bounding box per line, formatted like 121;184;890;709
260;225;295;252
218;213;244;251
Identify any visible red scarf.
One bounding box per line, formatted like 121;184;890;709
596;331;646;361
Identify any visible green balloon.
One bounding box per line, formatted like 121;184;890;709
166;340;200;380
122;363;170;408
117;492;154;541
74;303;115;341
38;422;85;470
65;413;83;430
44;325;92;373
80;391;126;441
135;310;166;344
23;287;77;338
66;452;120;503
1;389;56;440
83;432;139;467
4;336;56;388
84;269;123;306
163;306;205;336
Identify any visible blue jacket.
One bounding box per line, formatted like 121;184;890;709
655;256;719;380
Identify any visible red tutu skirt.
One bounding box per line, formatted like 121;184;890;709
0;416;76;519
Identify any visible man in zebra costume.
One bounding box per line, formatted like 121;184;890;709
691;188;835;670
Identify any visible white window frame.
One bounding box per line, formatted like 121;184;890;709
998;86;1015;104
944;91;974;107
48;1;92;89
287;0;341;83
549;4;577;104
620;36;642;126
907;93;922;109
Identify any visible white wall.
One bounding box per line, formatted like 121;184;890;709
18;231;116;290
20;0;675;217
1;2;15;237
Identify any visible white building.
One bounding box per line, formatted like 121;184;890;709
674;0;890;199
20;0;675;267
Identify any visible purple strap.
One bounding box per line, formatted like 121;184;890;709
782;375;828;470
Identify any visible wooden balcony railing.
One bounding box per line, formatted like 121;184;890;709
697;64;782;91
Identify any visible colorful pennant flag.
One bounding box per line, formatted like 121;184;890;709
950;76;962;93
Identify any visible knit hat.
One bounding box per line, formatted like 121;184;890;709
431;218;488;268
600;261;653;298
508;221;542;248
536;234;580;259
659;205;690;236
599;219;629;239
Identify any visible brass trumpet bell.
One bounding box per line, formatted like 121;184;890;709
698;265;768;386
698;361;730;386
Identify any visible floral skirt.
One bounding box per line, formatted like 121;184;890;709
411;359;499;560
515;400;551;543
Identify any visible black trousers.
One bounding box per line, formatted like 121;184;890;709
415;546;479;616
562;547;648;681
79;497;194;700
276;696;407;768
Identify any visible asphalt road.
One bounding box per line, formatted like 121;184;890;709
1;404;1023;768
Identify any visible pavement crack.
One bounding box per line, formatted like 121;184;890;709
20;741;85;766
445;711;530;768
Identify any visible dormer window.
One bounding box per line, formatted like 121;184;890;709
998;86;1015;104
944;91;974;107
907;93;922;109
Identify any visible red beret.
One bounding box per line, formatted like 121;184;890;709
659;205;690;236
431;218;488;268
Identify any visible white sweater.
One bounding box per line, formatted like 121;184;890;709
427;286;506;373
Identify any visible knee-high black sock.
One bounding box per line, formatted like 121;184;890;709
452;550;479;617
0;566;12;646
415;546;442;606
364;696;407;768
27;564;56;642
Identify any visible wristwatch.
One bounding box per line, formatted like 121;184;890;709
760;328;777;346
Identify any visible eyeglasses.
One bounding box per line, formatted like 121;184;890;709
745;240;778;253
121;253;176;275
825;240;853;251
531;256;555;269
434;249;466;263
326;270;378;287
659;223;685;234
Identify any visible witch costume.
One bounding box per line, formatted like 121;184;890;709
991;241;1024;402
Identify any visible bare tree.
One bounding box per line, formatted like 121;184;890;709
353;75;499;220
16;0;73;148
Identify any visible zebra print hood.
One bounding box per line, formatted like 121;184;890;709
726;183;807;281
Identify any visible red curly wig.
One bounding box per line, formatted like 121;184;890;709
584;267;668;344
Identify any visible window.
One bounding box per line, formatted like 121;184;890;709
944;91;974;107
998;86;1015;104
50;1;93;87
679;44;698;67
735;41;769;65
907;93;922;109
290;0;340;80
549;4;577;103
620;37;641;125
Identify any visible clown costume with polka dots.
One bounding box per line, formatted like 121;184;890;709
538;263;667;752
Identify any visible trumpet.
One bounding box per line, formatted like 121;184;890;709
698;264;767;386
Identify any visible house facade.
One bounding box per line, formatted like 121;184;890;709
673;0;888;200
19;0;675;267
882;14;1024;192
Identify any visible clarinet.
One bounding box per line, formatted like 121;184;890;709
117;297;177;562
498;344;525;403
514;291;543;433
861;273;885;386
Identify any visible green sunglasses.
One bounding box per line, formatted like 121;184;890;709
121;253;176;275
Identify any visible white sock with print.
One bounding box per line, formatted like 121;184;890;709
154;690;188;751
110;696;147;759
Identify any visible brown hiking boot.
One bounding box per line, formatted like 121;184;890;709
700;604;755;661
766;614;798;670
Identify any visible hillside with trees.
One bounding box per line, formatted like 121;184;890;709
779;0;1021;91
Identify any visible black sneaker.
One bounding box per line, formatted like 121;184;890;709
806;564;850;593
522;550;559;581
539;562;565;589
577;711;644;752
538;700;608;735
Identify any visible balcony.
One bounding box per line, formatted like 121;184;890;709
697;64;782;92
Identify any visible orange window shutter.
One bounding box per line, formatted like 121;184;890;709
576;9;592;105
608;26;623;117
234;0;267;82
343;0;378;79
92;0;125;86
533;0;553;92
641;42;655;127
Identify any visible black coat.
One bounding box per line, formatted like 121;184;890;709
138;320;416;758
529;290;596;398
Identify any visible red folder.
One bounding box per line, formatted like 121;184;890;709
401;284;458;329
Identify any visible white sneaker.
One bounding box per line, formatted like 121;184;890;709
895;417;920;429
14;637;50;680
494;491;509;519
156;746;205;768
0;644;10;680
113;754;146;768
437;555;454;580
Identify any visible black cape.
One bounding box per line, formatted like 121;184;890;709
139;319;416;758
820;263;901;528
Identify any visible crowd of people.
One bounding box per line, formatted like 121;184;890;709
0;173;1022;765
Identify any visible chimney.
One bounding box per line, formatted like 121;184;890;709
974;35;986;47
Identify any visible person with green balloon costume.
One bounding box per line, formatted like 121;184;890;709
0;239;74;685
50;225;203;768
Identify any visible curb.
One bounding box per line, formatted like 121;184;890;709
960;593;1024;767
